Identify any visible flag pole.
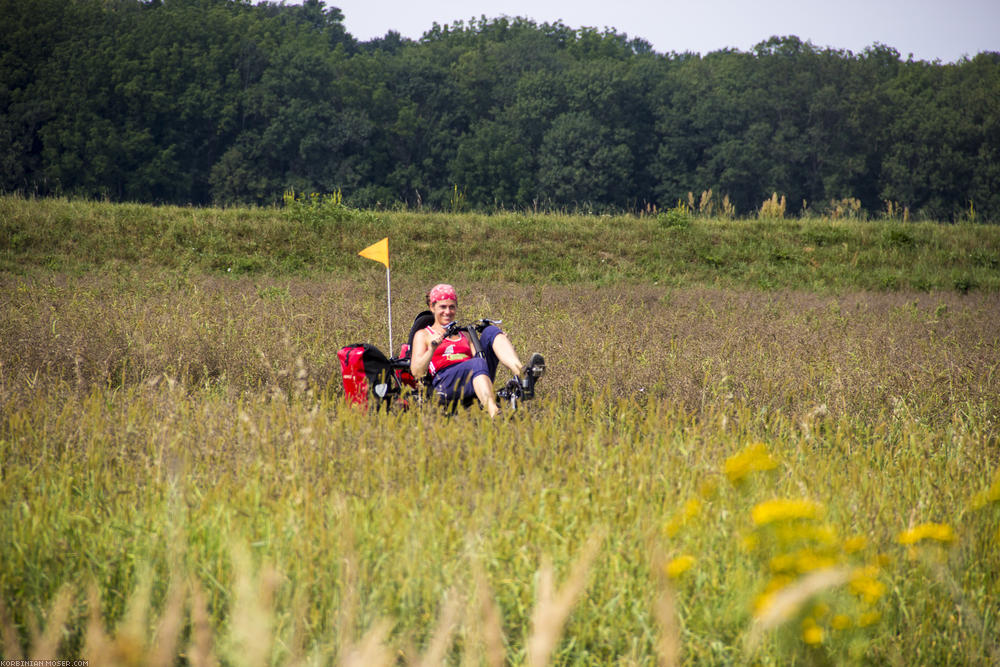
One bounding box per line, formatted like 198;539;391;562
386;265;393;353
358;237;392;353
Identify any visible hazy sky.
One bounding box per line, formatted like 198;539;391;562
328;0;999;62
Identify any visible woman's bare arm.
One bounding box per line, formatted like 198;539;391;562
409;328;439;379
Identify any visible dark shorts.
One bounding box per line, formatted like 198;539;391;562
431;325;503;403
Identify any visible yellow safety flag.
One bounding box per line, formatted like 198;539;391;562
358;237;389;267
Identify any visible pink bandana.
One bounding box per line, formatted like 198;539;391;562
428;283;458;304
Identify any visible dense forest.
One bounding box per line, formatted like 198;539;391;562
2;0;999;220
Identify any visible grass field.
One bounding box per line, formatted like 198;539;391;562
3;194;999;291
1;196;999;665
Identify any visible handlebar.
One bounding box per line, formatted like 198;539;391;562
394;317;502;369
443;318;502;336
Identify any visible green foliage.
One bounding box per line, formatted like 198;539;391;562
657;200;691;229
447;184;467;213
281;188;375;227
952;274;977;294
538;112;633;210
2;2;999;218
881;225;915;248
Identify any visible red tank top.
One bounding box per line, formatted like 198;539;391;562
427;326;474;375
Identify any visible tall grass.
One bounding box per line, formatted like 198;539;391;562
3;271;997;420
2;267;999;663
2;383;998;663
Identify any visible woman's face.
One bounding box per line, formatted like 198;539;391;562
432;299;457;327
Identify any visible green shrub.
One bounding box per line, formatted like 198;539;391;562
657;201;691;230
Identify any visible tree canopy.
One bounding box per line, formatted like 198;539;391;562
2;0;998;220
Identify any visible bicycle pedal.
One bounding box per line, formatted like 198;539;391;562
527;353;545;378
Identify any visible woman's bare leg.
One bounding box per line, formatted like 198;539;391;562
490;333;524;377
472;374;500;417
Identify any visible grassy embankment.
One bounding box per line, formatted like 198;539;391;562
2;193;998;290
1;195;999;664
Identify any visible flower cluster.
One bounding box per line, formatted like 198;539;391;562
664;497;703;537
661;441;986;660
751;498;825;526
969;472;1000;511
897;522;956;545
724;442;779;484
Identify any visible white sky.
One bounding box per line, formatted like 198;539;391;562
328;0;999;62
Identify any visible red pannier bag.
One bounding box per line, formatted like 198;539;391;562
337;343;398;410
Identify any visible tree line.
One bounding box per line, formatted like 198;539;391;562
2;0;999;220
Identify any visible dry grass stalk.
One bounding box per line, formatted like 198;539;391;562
227;545;278;667
480;580;507;667
149;578;186;667
1;598;23;660
82;585;113;664
525;533;603;667
885;199;900;219
651;552;682;667
654;586;681;667
29;585;72;659
336;514;360;657
745;567;850;651
830;197;862;220
0;532;687;665
416;588;462;667
187;580;218;667
722;194;735;218
759;192;787;219
699;189;714;216
339;619;394;667
282;583;311;667
115;569;154;663
463;562;507;667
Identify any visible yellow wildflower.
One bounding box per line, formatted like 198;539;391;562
858;611;882;627
897;522;956;545
751;498;825;526
843;535;867;554
849;566;886;604
665;554;696;579
831;614;852;630
772;522;837;547
724;442;778;483
664;497;702;537
969;474;1000;510
801;620;824;645
698;478;720;499
681;498;702;519
752;575;794;616
769;548;838;575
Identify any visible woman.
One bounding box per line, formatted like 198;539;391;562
410;283;541;417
